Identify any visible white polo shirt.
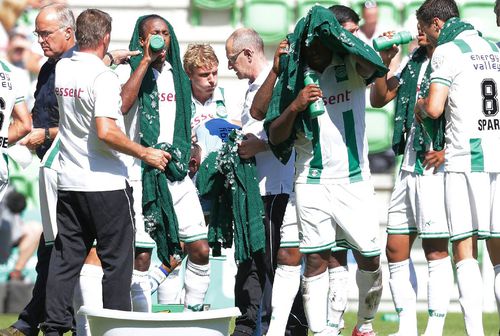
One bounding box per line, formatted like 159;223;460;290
241;66;294;196
0;60;24;182
55;51;127;191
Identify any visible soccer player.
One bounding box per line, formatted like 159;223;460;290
415;0;500;334
39;9;168;336
117;14;211;312
370;23;453;336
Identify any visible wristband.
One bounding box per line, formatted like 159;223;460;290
105;52;114;66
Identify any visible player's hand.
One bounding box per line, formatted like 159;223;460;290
142;147;171;171
272;39;289;75
292;84;323;113
238;133;267;159
378;31;399;65
108;49;141;65
414;98;427;123
18;128;45;150
142;34;165;64
423;149;444;173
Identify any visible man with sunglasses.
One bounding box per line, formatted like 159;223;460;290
225;28;296;336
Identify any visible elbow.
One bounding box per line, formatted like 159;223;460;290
427;110;441;119
250;106;264;121
21;123;31;138
370;96;385;108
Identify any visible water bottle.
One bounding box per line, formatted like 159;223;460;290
303;66;325;118
150;35;165;52
373;31;414;51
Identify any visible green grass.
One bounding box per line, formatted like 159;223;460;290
1;312;498;335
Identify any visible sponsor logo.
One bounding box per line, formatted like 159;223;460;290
159;92;176;102
55;87;84;98
0;72;12;90
322;90;352;106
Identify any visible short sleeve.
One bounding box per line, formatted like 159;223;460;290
93;70;122;119
113;63;132;86
430;44;455;87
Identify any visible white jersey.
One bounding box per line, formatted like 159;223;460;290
395;54;443;176
241;67;294;196
0;60;24;182
295;54;370;184
55;52;127;191
116;61;177;180
430;30;500;172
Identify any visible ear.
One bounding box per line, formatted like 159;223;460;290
64;27;72;40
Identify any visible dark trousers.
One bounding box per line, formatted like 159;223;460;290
235;193;306;336
12;234;58;336
41;188;135;335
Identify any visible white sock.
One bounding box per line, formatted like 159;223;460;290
75;264;103;336
184;259;210;311
456;258;484;336
409;258;418;294
131;270;152;312
157;267;182;304
327;265;349;333
355;267;382;333
388;259;417;336
494;264;500;321
424;256;453;336
302;270;329;334
267;264;301;336
149;265;170;294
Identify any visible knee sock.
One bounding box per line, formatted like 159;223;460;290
423;256;453;336
149;265;171;294
75;264;103;336
184;259;210;311
355;267;382;333
267;264;301;336
302;270;329;334
131;270;152;312
456;258;484;336
157;267;182;304
388;259;417;336
327;265;349;334
494;264;500;321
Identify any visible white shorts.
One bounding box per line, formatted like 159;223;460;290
387;170;449;239
39;137;60;245
295;181;380;256
279;192;301;248
445;172;500;241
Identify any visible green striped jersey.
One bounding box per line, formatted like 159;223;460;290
295;55;371;184
430;30;500;172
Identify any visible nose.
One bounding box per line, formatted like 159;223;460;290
227;60;233;70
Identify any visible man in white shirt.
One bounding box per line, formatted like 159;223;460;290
226;28;299;336
40;9;168;336
416;0;500;334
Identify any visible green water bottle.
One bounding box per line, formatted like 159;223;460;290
303;66;325;118
373;31;414;51
150;35;165;52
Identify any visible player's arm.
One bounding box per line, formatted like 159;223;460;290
8;101;31;144
415;82;449;120
370;42;400;107
238;133;268;159
95;117;170;171
250;39;289;121
269;84;321;145
352;54;377;79
120;35;162;114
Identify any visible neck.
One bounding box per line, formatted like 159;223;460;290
50;42;76;60
425;45;435;58
193;90;211;105
361;23;376;38
248;58;267;83
79;47;104;60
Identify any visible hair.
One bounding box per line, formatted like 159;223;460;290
227;28;264;54
183;43;218;75
40;3;75;31
416;0;460;25
138;14;167;39
76;9;112;49
329;5;360;25
5;189;26;214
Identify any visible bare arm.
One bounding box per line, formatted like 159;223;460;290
250;39;289;121
269;84;322;145
95;116;170;171
103;49;141;67
415;82;449;120
370;36;400;107
8;102;31;144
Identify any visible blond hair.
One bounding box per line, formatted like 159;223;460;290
183;43;218;75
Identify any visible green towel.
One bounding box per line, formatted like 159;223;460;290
264;5;388;164
196;130;265;262
128;15;192;266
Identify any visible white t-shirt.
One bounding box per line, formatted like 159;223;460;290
241;66;294;196
394;54;442;176
115;61;177;180
295;55;370;184
430;30;500;173
0;60;24;182
55;52;127;191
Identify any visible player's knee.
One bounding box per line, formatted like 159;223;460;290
277;247;301;266
422;238;449;261
134;248;152;271
304;252;328;276
186;240;209;265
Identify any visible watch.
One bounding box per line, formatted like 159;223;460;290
44;128;51;142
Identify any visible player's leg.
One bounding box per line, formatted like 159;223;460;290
327;249;348;335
